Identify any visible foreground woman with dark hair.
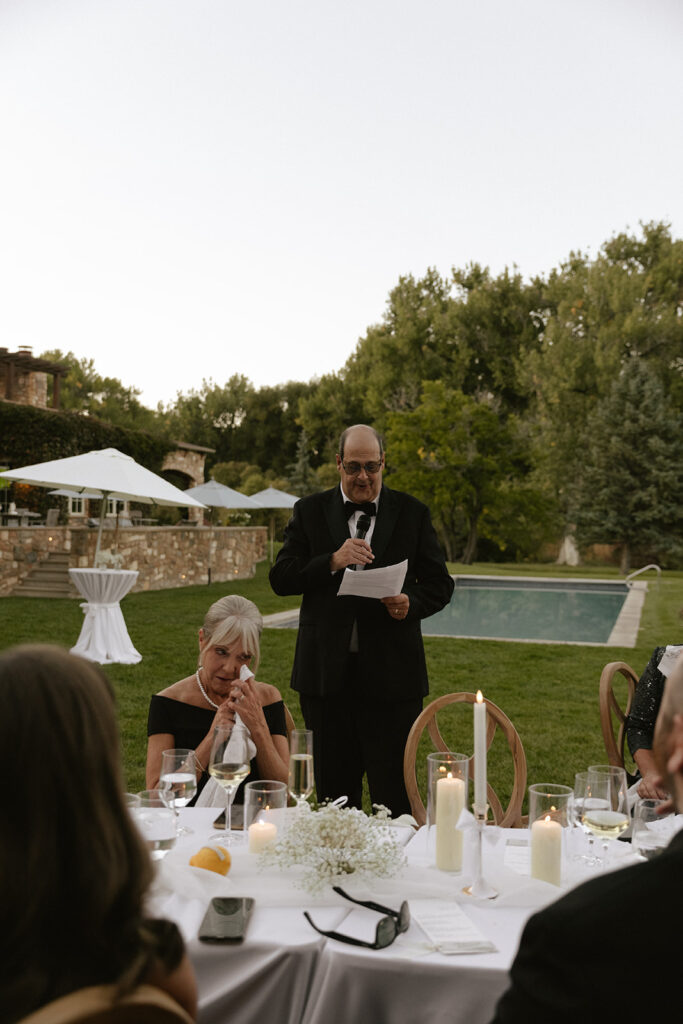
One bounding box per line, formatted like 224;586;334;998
0;644;197;1023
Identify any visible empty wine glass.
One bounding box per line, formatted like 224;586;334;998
288;729;314;807
134;789;177;861
571;771;602;864
208;723;251;844
160;748;197;835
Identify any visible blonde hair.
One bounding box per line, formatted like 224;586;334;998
200;594;262;672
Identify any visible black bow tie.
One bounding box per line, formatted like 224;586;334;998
344;501;377;518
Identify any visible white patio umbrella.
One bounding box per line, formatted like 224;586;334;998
183;479;262;583
184;478;263;511
0;448;206;565
249;486;299;563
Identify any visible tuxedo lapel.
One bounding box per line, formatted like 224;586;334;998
371;486;399;564
323;487;350;550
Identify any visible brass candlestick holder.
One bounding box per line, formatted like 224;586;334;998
462;806;498;900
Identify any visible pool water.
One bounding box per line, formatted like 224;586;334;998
422;576;635;645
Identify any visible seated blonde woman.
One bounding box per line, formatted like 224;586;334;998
146;594;289;804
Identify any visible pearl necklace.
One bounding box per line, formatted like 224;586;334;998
195;668;220;710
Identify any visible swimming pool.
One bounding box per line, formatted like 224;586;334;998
421;575;646;646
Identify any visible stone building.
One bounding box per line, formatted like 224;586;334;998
0;347;67;408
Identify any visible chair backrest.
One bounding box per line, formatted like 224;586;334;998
599;661;638;782
283;703;296;741
46;508;60;526
403;692;527;827
18;984;194;1024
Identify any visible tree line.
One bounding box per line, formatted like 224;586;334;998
42;221;683;569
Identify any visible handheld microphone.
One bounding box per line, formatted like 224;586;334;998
355;513;372;541
352;513;372;571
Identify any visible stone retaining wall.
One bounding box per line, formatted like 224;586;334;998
0;525;267;596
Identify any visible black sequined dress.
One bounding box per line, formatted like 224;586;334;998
626;646;667;757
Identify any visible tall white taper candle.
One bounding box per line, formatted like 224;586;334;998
473;691;487;815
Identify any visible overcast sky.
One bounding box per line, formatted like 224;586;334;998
1;0;681;408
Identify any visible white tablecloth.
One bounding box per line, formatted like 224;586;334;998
150;809;640;1024
69;568;141;664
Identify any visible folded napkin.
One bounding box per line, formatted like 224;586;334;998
196;665;257;808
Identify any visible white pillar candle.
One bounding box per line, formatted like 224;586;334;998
435;773;465;871
473;691;487;815
530;815;562;886
248;820;277;853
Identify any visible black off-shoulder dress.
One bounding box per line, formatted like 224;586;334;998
147;694;287;804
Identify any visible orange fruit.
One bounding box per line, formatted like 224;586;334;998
189;845;231;875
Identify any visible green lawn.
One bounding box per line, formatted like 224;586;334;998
1;560;679;814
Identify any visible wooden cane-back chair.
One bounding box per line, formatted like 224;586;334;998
599;661;638;784
284;703;297;741
403;692;527;827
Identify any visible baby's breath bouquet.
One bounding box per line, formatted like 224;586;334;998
261;802;407;894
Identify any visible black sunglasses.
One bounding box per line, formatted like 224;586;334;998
340;460;383;475
304;886;410;949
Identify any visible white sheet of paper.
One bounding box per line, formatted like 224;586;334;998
337;559;408;599
410;899;497;955
659;646;683;678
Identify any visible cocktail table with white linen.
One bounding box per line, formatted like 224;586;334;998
69;567;141;664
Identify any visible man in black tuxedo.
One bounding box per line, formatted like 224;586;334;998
269;424;453;815
490;649;683;1023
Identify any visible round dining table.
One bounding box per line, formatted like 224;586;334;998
69;567;141;664
149;807;640;1024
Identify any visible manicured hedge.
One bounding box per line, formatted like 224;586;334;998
0;401;174;515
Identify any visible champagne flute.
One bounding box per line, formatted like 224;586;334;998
289;729;314;807
134;789;177;860
584;766;630;863
208;723;251;844
160;748;197;835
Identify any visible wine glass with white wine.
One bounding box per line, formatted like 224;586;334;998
160;748;197;835
208;723;251;843
289;729;314;807
583;765;630;864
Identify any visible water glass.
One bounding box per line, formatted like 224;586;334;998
134;789;177;860
160;748;197;835
632;798;676;861
244;780;288;852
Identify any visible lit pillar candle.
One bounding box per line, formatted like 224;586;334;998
473;691;487;815
435;772;465;871
530;815;562;886
248;820;277;853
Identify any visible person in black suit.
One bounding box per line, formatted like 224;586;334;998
269;424;454;815
490;649;683;1023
